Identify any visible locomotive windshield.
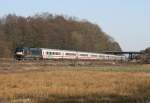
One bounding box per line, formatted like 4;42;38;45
15;48;24;52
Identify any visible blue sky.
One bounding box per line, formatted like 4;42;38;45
0;0;150;51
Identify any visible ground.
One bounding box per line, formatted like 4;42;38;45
0;63;150;103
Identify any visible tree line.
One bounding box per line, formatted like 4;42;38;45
141;47;150;63
0;13;121;58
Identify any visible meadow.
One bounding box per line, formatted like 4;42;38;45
0;64;150;103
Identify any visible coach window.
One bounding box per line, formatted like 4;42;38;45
49;52;53;55
91;55;97;57
66;53;76;56
51;52;61;55
80;54;88;56
55;52;61;55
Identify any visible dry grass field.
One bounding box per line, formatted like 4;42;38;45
0;64;150;103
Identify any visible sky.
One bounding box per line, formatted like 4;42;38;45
0;0;150;51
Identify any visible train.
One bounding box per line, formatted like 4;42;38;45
14;47;127;61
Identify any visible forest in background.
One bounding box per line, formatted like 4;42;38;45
0;13;121;58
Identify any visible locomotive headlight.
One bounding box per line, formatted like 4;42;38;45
16;52;24;55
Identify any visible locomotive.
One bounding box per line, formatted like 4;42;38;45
14;47;126;61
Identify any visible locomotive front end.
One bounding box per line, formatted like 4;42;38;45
14;47;25;60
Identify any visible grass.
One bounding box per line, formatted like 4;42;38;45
0;64;150;103
89;65;150;72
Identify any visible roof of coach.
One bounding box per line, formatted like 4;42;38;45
41;48;97;54
41;48;77;52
